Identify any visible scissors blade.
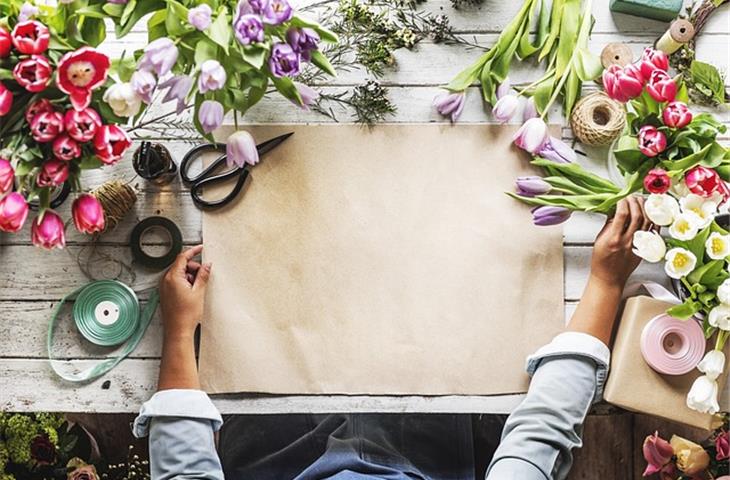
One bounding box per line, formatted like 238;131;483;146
256;132;294;157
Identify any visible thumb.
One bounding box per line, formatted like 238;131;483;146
193;263;212;291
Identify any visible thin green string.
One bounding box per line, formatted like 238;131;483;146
47;280;159;383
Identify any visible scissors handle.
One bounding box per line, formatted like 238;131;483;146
189;168;250;209
179;143;227;185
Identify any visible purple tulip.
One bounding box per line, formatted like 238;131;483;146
18;2;39;21
513;117;549;154
237;0;268;16
226;131;259;168
269;43;301;78
292;82;319;110
531;206;571;226
198;60;227;93
286;27;320;61
262;0;292;25
106;0;129;3
159;75;193;114
492;95;518;123
130;70;156;104
139;38;179;77
496;77;511;99
516;176;551;197
537;136;576;163
433;91;465;123
523;97;538;122
188;4;213;30
198;100;224;134
233;14;264;45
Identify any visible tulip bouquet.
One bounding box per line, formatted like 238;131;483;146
641;427;729;480
0;1;131;248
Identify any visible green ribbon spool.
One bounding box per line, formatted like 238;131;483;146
48;280;159;383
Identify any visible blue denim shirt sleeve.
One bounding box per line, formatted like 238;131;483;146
485;332;611;480
133;389;224;480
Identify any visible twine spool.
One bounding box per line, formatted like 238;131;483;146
570;92;626;146
90;180;137;231
656;19;695;54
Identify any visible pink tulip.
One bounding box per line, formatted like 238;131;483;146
25;98;55;124
11;20;49;55
72;194;105;234
642;432;674;476
30;110;64;143
716;431;729;461
226;130;259;168
638;125;666;157
646;70;676;103
513;117;549;153
37;159;69;187
0;192;29;233
0;26;11;58
0;158;14;194
93;124;131;165
433;91;465;123
52;134;81;161
12;55;52;93
31;210;65;249
0;81;12;116
662;101;693;129
643;168;671;194
640;47;669;79
493;94;519;123
602;63;644;103
686;165;721;197
64;107;101;143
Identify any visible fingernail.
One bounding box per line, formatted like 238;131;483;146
205;262;212;270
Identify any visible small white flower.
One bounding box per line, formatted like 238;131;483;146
697;350;725;380
717;279;730;304
664;247;697;279
686;374;720;414
680;193;719;228
669;213;701;241
705;232;730;260
632;230;666;263
708;304;730;331
103;82;142;117
645;194;680;226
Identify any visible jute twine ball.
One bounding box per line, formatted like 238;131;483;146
90;180;137;231
570;92;626;146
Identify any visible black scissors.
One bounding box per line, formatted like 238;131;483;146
180;132;293;209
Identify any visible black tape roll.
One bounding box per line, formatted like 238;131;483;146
129;216;183;270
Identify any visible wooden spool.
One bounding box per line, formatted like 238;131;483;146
600;43;634;68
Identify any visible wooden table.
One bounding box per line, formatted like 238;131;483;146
2;1;728;413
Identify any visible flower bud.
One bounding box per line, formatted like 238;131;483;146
492;95;519;123
37;159;69;187
662;101;693;129
513;118;549;154
643;168;670;194
670;435;711;475
0;158;13;194
638;125;666;157
31;210;66;249
226;130;259;168
0;192;29;233
72;194;105;234
646;69;677;103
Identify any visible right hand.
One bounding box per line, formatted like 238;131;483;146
158;245;212;340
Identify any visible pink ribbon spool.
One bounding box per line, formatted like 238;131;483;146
640;314;706;375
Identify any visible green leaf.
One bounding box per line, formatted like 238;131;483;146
446;49;494;92
690;60;726;104
111;52;137;82
310;50;336;77
574;47;603;81
613;135;644;173
80;17;106;47
14;160;35;176
289;15;339;43
74;5;108;19
661;142;712;173
241;44;267;69
79;156;103;170
667;299;703;320
270;75;301;104
480;59;497;105
532;158;620;193
195;38;219;65
532;74;554;114
539;0;563;60
121;0;138;24
554;0;580;78
563;68;580;117
115;0;164;37
686;226;711;265
207;12;231;55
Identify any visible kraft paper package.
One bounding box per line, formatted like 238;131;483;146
604;296;730;430
199;124;565;396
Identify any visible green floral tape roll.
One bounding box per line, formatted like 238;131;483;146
48;280;159;383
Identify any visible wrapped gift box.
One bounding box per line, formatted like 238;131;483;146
604;295;729;430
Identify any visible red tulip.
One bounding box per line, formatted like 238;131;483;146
642;432;674;476
0;158;14;194
11;20;49;55
72;194;105;234
602;63;644;103
0;192;29;233
662;101;693;129
0;81;12;116
685;166;721;197
638;125;667;157
640;47;669;79
716;431;729;461
56;47;111;111
25;98;55;124
0;27;11;57
31;210;65;249
64;108;101;142
37;159;69;187
30;110;64;142
13;55;52;92
93;124;131;165
52;134;81;161
644;168;671;194
646;70;676;103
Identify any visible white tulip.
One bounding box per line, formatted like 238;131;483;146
717;279;730;304
632;230;666;263
669;213;700;241
645;194;680;226
664;248;697;279
686;374;720;414
671;178;691;198
708;304;730;331
705;232;730;260
103;82;142;117
680;193;719;229
697;350;726;380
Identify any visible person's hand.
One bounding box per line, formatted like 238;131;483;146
159;244;212;341
590;196;652;289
